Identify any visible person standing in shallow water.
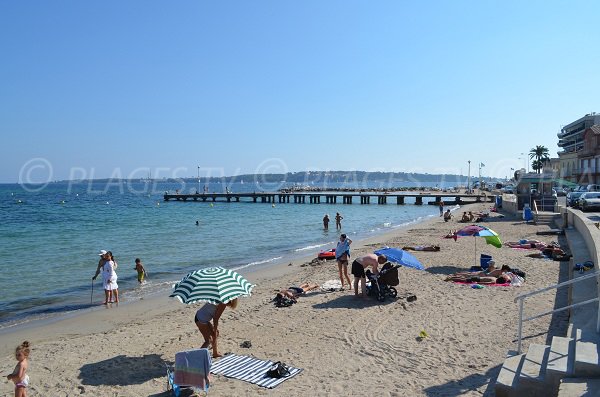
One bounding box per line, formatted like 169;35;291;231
335;212;343;229
323;214;330;230
439;200;444;216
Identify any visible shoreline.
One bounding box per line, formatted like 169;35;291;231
0;205;448;335
0;201;569;396
0;206;451;356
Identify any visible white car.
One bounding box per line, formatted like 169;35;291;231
578;192;600;212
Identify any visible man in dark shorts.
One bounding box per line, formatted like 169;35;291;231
351;254;387;297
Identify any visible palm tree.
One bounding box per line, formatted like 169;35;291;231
529;145;550;174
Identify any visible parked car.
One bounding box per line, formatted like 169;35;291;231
576;184;600;192
501;186;515;194
566;191;586;208
578;192;600;212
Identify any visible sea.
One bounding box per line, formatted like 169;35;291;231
0;179;463;329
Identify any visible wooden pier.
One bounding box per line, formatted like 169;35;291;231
163;192;494;205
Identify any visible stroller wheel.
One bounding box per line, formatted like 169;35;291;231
377;293;386;302
387;287;397;297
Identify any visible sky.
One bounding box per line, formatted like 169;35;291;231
1;1;599;183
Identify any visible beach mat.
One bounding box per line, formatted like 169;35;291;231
210;354;302;389
453;281;511;287
536;229;565;236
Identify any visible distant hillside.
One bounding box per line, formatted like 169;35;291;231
76;171;493;184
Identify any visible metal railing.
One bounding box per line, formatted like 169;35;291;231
514;271;600;353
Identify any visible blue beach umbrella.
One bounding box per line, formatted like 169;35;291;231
374;247;425;270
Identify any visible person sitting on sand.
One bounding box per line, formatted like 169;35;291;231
402;245;440;252
275;283;320;303
444;230;458;240
468;211;475;221
443;209;452;222
445;273;511;284
459;212;470;222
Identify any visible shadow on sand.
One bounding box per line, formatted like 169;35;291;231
79;353;165;386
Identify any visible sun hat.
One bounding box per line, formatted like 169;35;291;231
98;250;107;256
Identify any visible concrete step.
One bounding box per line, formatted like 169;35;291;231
558;378;600;397
574;328;600;377
495;353;526;397
519;343;550;396
546;336;575;393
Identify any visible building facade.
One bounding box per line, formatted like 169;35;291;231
557;113;600;183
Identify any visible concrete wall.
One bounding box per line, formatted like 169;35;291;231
502;194;518;215
566;208;600;267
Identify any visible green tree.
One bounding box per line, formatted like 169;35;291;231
529;145;550;174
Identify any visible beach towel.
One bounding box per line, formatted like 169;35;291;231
321;279;342;291
210;354;302;389
453;281;511;287
174;348;211;391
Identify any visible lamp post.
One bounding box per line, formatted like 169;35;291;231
520;153;529;173
197;166;200;194
467;160;471;193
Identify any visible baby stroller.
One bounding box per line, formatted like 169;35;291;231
366;262;400;302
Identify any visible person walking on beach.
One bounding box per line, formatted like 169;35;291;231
335;234;352;289
7;341;30;397
92;250;107;281
351;254;387;297
335;212;343;229
323;214;330;230
102;251;119;304
438;200;444;216
194;299;238;358
134;258;147;284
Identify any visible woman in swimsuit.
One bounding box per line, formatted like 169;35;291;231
194;299;238;358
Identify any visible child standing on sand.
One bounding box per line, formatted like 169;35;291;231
7;341;30;397
134;258;147;284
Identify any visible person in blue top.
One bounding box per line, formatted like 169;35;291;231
335;234;352;290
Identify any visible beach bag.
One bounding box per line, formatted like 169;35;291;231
507;272;524;286
266;361;291;378
274;295;295;308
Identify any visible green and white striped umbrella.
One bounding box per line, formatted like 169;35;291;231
170;267;255;305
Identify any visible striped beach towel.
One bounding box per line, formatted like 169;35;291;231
210;354;302;388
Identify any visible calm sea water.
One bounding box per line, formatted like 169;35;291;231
0;180;461;327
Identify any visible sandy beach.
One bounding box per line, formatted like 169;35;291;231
0;202;570;397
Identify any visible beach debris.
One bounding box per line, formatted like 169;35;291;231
240;340;252;348
416;330;429;342
471;284;485;289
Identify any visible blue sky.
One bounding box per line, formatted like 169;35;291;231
1;1;598;183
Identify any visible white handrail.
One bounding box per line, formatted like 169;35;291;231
514;271;600;354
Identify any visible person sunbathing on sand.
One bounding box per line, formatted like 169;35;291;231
444;262;511;279
505;239;547;249
275;283;319;302
402;245;440;252
445;274;510;284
